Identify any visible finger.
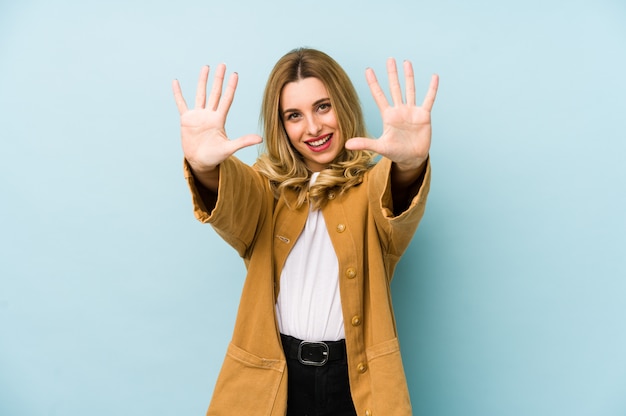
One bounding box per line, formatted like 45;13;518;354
172;79;188;115
404;60;416;106
194;65;210;109
217;72;239;114
207;63;227;111
365;68;389;113
226;134;263;153
387;58;403;106
344;137;382;153
421;74;439;111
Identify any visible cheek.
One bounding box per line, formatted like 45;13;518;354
325;111;339;129
284;124;301;144
324;112;340;136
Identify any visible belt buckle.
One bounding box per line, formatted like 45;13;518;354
297;341;329;366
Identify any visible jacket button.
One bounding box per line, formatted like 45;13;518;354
336;223;346;233
345;268;357;279
365;411;372;416
357;363;368;373
351;315;361;326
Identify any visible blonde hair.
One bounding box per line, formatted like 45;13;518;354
255;48;375;209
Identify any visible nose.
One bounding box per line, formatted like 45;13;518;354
305;115;322;136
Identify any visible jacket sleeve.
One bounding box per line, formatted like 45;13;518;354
184;156;270;258
367;157;431;259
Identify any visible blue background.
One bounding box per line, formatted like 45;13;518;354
1;0;625;415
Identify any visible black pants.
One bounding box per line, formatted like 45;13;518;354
281;334;357;416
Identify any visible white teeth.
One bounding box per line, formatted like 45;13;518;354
308;135;330;147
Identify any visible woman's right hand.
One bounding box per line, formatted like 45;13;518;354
172;64;262;190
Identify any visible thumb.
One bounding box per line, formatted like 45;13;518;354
345;137;381;153
228;134;263;153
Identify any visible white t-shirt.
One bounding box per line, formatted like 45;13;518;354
275;173;345;341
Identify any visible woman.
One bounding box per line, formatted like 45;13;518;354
172;48;438;416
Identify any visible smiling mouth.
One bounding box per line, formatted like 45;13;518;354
306;134;332;148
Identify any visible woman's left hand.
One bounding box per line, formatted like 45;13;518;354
345;58;439;171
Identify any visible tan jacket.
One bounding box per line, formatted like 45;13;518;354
185;155;431;416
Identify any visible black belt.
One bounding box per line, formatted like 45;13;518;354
281;334;346;367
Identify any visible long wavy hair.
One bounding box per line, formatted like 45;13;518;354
255;48;375;210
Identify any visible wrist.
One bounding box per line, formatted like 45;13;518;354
394;156;428;173
186;159;220;192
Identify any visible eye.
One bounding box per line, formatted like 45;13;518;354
317;102;331;112
285;112;301;121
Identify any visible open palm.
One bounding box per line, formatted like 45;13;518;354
172;64;262;175
345;59;438;170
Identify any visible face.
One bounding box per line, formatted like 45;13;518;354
280;77;343;172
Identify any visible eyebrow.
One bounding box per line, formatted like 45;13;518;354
282;98;331;116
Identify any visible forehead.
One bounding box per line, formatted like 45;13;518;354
280;77;329;109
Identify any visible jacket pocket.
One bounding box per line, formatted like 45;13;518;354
365;338;412;416
207;343;286;416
